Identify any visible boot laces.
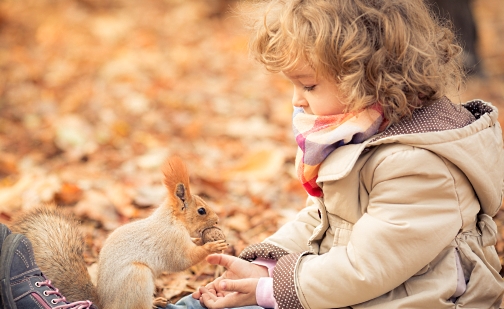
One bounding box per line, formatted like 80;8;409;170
35;279;94;309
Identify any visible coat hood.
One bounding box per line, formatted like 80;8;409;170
368;98;504;216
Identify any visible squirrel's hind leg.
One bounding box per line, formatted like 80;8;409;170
98;262;155;309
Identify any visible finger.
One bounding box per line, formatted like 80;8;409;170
207;254;252;278
199;287;218;300
199;296;207;308
193;286;207;300
200;289;257;308
200;293;218;308
206;254;250;272
205;280;215;288
219;279;254;294
208;276;221;291
220;270;239;280
201;291;238;309
192;290;201;299
207;255;269;279
199;286;221;308
204;281;217;294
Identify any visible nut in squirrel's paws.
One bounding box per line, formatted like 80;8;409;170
201;227;228;252
202;227;226;244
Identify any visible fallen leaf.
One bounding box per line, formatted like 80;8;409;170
156;272;191;300
225;213;251;232
55;182;83;205
0;174;35;213
133;185;166;207
54;115;98;160
221;148;285;181
0;152;18;176
74;190;120;230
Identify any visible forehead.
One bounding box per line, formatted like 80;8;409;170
283;62;316;79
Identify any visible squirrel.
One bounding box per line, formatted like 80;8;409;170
9;156;229;309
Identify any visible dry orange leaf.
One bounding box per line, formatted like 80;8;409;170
221;149;285;181
225;213;251;232
55;182;83;205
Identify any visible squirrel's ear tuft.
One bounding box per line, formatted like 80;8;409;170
162;156;191;208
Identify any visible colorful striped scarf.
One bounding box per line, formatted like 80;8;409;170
293;104;386;197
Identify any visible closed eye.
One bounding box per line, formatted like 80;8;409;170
303;85;316;92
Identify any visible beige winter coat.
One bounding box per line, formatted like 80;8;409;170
240;98;504;309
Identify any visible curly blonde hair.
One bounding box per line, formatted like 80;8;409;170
242;0;464;123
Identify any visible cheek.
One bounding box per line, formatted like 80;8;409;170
311;97;346;116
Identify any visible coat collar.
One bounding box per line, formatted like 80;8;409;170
317;98;497;183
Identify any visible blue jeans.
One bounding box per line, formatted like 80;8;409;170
164;294;264;309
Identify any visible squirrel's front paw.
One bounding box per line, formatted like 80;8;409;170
192;237;204;246
203;239;228;253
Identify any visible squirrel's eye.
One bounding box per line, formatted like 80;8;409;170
197;208;206;215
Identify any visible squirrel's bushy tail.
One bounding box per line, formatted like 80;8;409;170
10;206;100;306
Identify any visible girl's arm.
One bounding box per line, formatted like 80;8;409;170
270;147;465;309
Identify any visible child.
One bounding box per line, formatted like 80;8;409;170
186;0;504;308
2;0;502;308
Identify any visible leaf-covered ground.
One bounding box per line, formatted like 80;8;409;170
0;0;503;305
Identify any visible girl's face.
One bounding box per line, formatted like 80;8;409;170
283;62;346;116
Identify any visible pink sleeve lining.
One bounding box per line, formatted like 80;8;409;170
252;257;277;277
256;277;277;309
252;258;278;308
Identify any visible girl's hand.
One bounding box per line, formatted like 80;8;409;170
192;254;269;307
208;253;269;279
198;278;260;309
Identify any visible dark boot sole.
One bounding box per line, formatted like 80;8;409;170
0;233;23;309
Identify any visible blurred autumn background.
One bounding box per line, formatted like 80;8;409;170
0;0;503;305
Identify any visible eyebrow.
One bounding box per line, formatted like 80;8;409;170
285;73;315;79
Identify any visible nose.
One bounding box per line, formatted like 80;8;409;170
292;87;308;108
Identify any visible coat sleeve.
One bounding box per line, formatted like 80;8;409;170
271;147;464;309
263;198;321;253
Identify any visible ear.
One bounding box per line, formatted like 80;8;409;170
162;156;192;210
175;183;188;210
